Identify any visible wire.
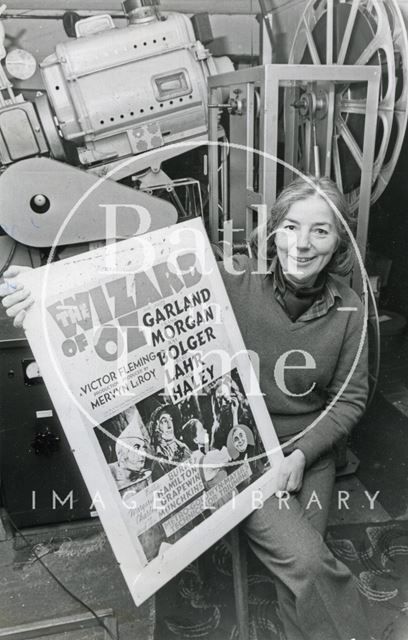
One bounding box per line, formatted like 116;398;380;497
217;136;230;172
3;510;119;640
28;247;35;269
0;238;17;277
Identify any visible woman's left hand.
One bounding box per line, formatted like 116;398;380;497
0;266;34;327
276;449;306;494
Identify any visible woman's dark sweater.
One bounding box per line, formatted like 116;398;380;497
219;255;369;468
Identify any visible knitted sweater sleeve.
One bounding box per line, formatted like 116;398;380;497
293;299;369;468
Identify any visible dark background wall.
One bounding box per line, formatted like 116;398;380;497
369;138;408;317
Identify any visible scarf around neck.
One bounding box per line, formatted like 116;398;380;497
274;260;327;321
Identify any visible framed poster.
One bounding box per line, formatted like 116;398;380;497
18;217;283;605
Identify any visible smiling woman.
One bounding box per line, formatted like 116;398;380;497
0;175;372;639
218;175;372;640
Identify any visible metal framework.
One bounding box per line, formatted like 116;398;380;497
289;0;408;211
208;63;380;276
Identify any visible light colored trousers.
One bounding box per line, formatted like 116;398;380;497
242;455;372;640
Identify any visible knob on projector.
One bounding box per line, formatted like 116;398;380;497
30;194;51;214
33;194;47;207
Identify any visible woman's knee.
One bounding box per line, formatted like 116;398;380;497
245;506;326;569
243;492;301;538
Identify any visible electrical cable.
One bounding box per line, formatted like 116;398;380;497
3;509;119;640
28;247;35;269
0;238;17;277
217;136;230;172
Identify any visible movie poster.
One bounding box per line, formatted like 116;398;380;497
19;217;283;604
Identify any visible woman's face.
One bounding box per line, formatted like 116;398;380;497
156;412;174;443
275;195;339;286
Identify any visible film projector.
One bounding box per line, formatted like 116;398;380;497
0;0;407;526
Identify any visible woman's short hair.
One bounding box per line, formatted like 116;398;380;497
250;175;355;276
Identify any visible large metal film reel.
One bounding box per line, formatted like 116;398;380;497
288;0;408;212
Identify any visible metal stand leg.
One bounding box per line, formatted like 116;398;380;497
230;528;249;640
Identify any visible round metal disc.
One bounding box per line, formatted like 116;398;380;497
288;0;408;211
5;48;36;80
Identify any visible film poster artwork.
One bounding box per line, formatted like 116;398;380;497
95;368;266;562
19;218;282;604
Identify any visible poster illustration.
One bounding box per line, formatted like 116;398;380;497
19;217;283;604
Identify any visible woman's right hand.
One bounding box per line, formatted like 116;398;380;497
0;266;34;327
276;449;306;494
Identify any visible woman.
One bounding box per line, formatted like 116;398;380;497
1;175;371;639
217;175;371;640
